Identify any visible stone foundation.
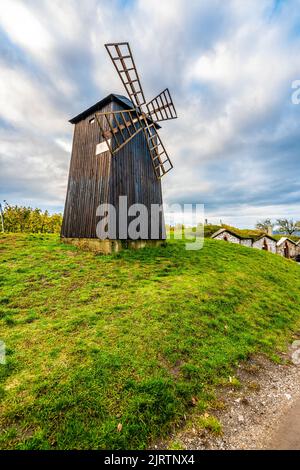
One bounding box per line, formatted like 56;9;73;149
61;238;165;254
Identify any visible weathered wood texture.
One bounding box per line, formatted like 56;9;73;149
61;97;165;239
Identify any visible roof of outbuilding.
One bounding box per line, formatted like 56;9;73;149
276;237;297;246
211;227;277;243
69;93;160;128
210;228;226;238
252;234;277;243
211;228;253;241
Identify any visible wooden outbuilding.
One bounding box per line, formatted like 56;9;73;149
211;229;277;254
211;229;299;261
211;228;253;247
252;234;277;253
276;237;298;259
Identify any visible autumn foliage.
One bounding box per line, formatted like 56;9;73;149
1;202;62;234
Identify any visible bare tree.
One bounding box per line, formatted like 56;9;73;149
255;219;274;233
276;219;300;235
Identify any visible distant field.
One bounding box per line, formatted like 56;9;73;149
1;234;300;450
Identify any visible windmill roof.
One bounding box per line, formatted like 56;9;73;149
69;93;160;127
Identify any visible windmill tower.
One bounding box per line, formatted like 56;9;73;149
61;42;177;253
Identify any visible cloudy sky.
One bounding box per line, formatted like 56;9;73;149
0;0;299;227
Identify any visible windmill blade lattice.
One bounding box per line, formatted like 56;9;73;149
100;42;176;179
143;123;173;178
146;88;177;122
105;42;146;109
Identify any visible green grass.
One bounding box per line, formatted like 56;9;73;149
197;414;222;435
1;233;300;450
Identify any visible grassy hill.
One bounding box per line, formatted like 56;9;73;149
1;233;300;450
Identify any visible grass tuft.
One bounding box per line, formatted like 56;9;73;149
197;414;222;435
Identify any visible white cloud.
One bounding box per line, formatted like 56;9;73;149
0;0;53;58
55;137;72;154
0;129;68;206
0;63;67;133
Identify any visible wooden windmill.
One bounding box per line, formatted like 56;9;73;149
61;42;177;253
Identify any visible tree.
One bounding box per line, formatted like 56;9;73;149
255;219;274;232
276;218;300;235
2;201;62;233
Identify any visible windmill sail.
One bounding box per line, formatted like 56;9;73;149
143;124;173;178
105;42;146;109
146;88;177;122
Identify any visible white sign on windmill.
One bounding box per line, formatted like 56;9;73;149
96;139;111;155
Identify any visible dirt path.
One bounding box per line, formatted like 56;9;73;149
160;341;300;450
267;397;300;449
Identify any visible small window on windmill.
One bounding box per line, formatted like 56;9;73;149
89;117;95;124
96;139;111;156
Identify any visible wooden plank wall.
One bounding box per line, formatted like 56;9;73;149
61;102;112;238
61;100;165;239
